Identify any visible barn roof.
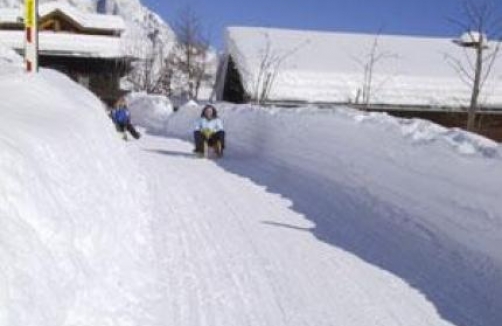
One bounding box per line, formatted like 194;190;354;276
223;26;502;108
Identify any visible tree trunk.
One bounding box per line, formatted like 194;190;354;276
468;42;483;131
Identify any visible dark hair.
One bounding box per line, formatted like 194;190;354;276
201;105;218;119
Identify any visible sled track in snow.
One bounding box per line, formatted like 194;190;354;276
135;132;502;326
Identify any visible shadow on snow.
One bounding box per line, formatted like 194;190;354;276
215;154;502;326
142;148;197;159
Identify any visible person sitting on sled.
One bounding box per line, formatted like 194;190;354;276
110;97;141;140
193;104;225;157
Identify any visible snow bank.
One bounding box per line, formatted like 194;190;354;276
127;92;173;133
0;70;161;326
340;109;500;158
0;43;22;74
169;103;501;159
167;102;502;269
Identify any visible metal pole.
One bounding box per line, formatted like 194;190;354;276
25;0;39;73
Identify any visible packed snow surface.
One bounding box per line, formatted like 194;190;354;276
165;102;502;326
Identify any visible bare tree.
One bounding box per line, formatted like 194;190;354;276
125;26;172;95
352;30;398;107
251;33;309;106
168;6;212;100
447;0;502;130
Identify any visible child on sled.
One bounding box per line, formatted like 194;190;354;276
193;104;225;157
110;97;141;141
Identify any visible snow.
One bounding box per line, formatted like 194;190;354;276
457;31;487;45
0;8;20;24
224;26;502;107
127;92;173;134
0;0;176;61
165;103;502;325
0;2;126;59
0;3;125;31
38;2;126;31
137;135;456;326
1;0;96;13
0;30;124;58
113;0;176;61
0;42;22;73
2;41;502;326
0;68;162;325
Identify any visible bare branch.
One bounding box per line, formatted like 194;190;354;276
444;53;475;85
351;29;398;106
480;41;502;89
447;16;472;32
253;33;309;104
169;5;212;100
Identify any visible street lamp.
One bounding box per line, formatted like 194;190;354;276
453;31;488;49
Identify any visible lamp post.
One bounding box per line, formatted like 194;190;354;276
25;0;39;73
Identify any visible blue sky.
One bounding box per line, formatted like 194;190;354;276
141;0;475;49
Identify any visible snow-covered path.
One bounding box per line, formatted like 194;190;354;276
134;134;455;326
3;68;500;326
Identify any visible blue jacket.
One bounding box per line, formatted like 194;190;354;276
111;106;130;125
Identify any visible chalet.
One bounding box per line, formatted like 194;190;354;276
0;3;131;105
216;27;502;139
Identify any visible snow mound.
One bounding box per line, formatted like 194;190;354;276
0;43;23;75
348;109;500;158
0;69;161;326
127;92;173;133
180;99;201;110
169;104;500;159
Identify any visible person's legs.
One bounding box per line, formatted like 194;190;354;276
117;124;127;140
193;130;205;153
212;131;225;149
126;123;141;139
208;131;225;156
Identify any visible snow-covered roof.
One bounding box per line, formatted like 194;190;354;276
224;27;502;108
39;2;125;31
0;8;22;25
0;30;124;58
0;2;125;31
